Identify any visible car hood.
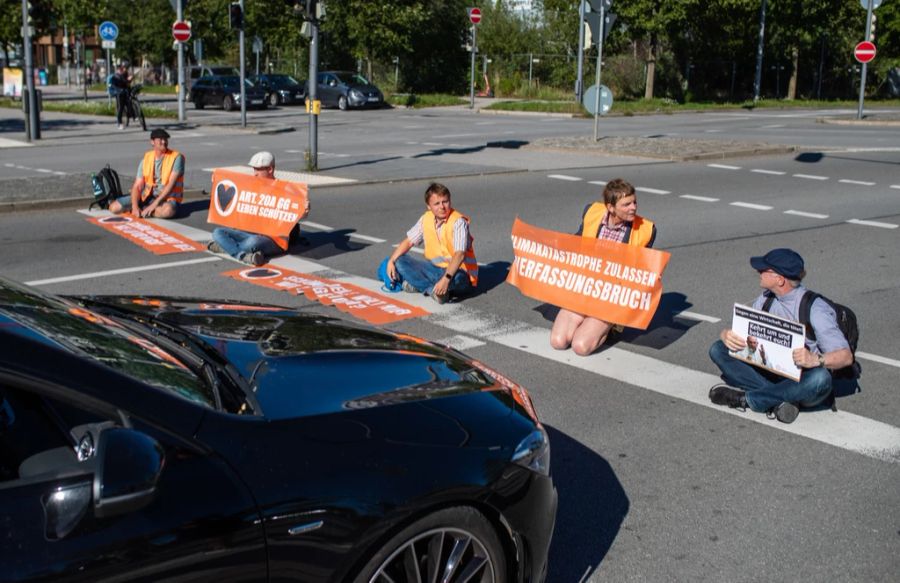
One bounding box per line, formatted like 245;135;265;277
76;296;517;420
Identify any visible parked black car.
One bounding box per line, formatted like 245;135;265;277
251;73;306;107
309;71;385;110
0;277;556;582
189;75;267;111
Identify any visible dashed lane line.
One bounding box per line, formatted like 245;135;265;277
51;210;900;463
751;169;786;175
839;179;876;186
299;220;387;243
636;187;670;195
680;194;719;202
707;163;741;170
890;185;900;190
548;174;583;182
784;210;829;219
588;180;607;186
857;352;900;368
730;201;773;211
25;256;222;286
676;311;721;323
846;219;898;229
793;173;829;181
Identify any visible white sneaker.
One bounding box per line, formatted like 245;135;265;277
117;124;124;130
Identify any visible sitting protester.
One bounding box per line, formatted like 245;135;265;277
109;129;184;219
208;151;310;266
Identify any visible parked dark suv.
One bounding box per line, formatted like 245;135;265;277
0;277;557;582
189;75;268;111
250;73;306;106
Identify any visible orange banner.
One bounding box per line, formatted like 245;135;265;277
88;216;203;254
506;217;671;329
208;169;308;239
223;266;430;325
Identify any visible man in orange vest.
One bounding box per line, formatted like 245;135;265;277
385;183;478;304
550;178;657;356
109;129;185;219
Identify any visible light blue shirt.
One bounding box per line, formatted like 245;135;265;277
751;285;850;354
136;154;185;198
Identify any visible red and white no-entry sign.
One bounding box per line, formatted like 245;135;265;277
172;20;192;43
854;41;876;64
468;7;482;24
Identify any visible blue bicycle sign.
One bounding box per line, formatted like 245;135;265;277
99;21;119;41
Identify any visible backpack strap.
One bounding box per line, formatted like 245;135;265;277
798;290;821;343
761;293;775;312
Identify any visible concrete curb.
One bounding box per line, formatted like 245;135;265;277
816;117;900;127
0;189;208;215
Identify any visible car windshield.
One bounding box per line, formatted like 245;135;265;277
210;66;238;76
334;72;370;85
268;75;300;88
221;76;255;89
0;279;214;408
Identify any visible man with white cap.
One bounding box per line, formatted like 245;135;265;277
208;151;309;265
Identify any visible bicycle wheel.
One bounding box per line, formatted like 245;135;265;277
134;98;146;131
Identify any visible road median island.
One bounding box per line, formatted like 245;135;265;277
524;136;796;161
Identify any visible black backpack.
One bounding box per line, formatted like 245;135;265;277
763;291;861;410
90;165;123;210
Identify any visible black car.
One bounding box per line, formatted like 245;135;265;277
189;75;268;111
0;277;556;582
251;73;306;107
310;71;385;110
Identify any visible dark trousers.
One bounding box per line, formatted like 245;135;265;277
116;93;128;124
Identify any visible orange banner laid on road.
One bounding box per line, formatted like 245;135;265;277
506;217;671;329
223;266;429;325
88;215;203;254
208;169;308;239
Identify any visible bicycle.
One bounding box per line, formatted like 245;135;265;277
122;84;147;131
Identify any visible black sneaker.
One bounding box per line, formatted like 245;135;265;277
708;384;748;410
772;402;799;424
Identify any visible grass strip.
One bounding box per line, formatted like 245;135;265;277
0;96;177;119
388;93;469;108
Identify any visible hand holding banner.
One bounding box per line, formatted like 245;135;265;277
208;169;308;239
506;217;670;329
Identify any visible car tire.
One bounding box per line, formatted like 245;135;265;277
351;506;506;583
338;95;348;111
268;92;279;107
223;95;235;112
193;98;204;110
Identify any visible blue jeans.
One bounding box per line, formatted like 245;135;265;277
212;227;282;262
393;254;473;296
709;340;832;412
114;194;178;213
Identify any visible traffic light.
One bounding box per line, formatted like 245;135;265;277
869;14;876;43
229;3;243;30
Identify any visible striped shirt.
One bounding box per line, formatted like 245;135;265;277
407;214;470;251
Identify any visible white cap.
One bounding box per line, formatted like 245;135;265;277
248;151;274;168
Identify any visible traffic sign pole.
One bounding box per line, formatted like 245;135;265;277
467;7;481;109
176;0;185;122
239;0;247;127
592;1;605;140
857;0;875;120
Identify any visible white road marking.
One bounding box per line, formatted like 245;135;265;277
676;311;721;323
680;194;719;202
839;179;876;186
636;187;670;195
432;133;479;138
857;352;900;369
65;210;900;463
704;129;723;133
793;173;829;181
405;141;418;145
35;168;56;174
299;220;386;243
434;335;487;351
26;257;222;286
475;121;496;125
751;169;786;175
548;174;582;182
890;185;900;190
846;219;898;229
285;149;304;153
730;202;773;210
588;181;607;186
200;142;220;147
0;138;33;148
422;142;443;146
761;124;785;128
708;164;741;170
784;210;829;219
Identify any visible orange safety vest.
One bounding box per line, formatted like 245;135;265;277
141;149;184;202
580;202;655;248
421;209;478;286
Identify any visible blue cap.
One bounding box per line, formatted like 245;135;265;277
750;248;805;279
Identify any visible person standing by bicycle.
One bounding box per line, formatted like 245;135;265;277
108;62;131;130
109;129;184;219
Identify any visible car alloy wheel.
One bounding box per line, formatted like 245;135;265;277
268;92;279;107
223;95;235;111
338;95;348;111
355;507;506;583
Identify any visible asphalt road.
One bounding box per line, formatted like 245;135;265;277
2;104;899;582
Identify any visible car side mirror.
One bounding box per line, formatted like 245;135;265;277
93;428;164;519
